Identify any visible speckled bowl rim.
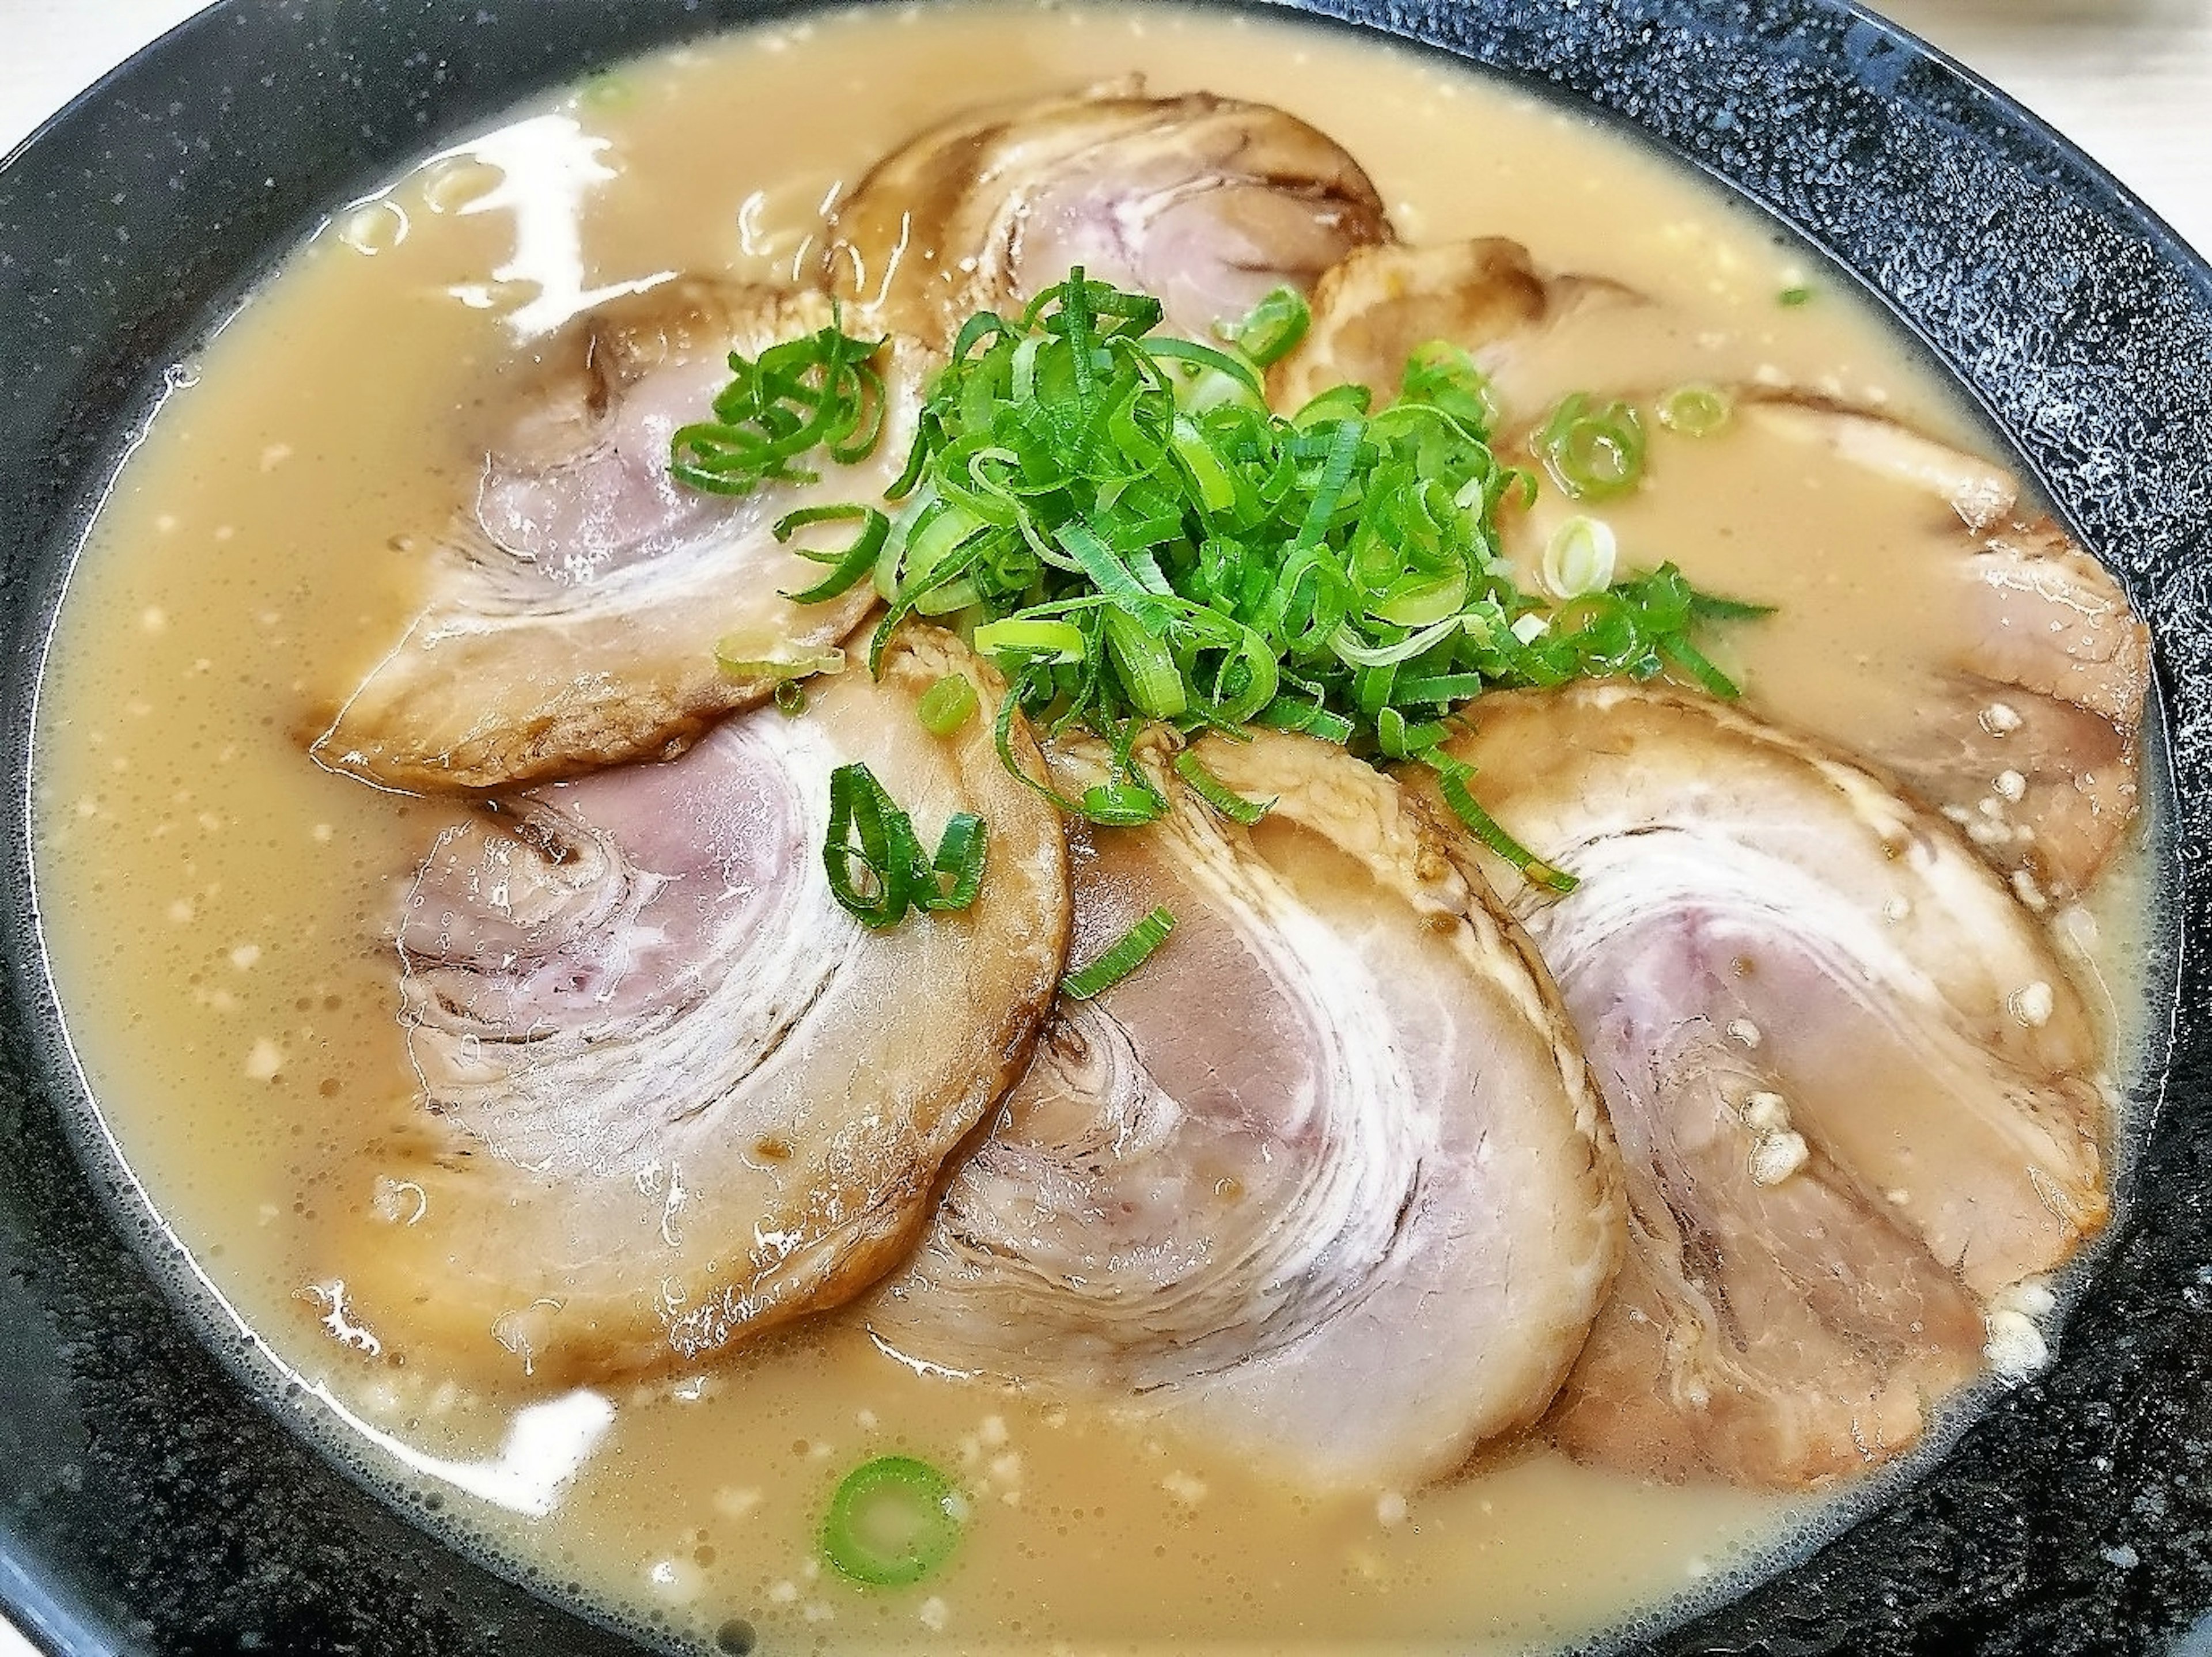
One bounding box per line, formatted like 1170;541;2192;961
0;1;2203;1653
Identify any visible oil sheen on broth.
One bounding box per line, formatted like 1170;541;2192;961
29;5;2153;1652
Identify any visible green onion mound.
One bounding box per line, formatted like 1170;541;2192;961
687;269;1768;916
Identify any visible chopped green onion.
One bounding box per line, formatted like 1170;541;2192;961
1062;906;1177;1000
1079;780;1169;826
820;1457;966;1588
680;274;1774;897
1254;695;1355;744
773;680;806;716
1690;588;1778;623
778;505;890;604
973;618;1088;663
1779;285;1813;307
579;70;632;111
1533;393;1646;502
714;640;845;681
823;763;987;930
923;811;990;911
1103;609;1187;719
1658;632;1742;699
669;316;885;496
1400;341;1498;439
1655;384;1733;438
915;673;979;737
1174;750;1274;824
1542;516;1619;600
1226;286;1311;369
1426;754;1578;894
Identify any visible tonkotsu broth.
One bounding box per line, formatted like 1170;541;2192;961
28;3;2153;1652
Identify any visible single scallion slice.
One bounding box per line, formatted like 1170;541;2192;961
915;673;980;736
1533;393;1646;502
714;640;846;682
773;680;806;716
1253;695;1355;745
820;1457;967;1588
1779;285;1813;307
1226;286;1312;369
1062;905;1177;1000
579;70;632;111
1542;516;1619;600
778;504;891;604
1426;754;1578;894
1400;340;1498;438
973;617;1087;663
920;811;989;911
823;763;986;930
1103;608;1187;719
1658;632;1743;700
1173;750;1274;824
1654;383;1733;438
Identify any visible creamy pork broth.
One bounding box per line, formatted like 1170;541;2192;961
29;4;2153;1651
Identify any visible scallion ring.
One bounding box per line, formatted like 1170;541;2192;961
915;673;980;736
1533;393;1646;502
823;763;987;931
1542;516;1619;600
714;640;845;682
820;1457;967;1588
1426;754;1577;894
1654;383;1733;438
1226;286;1312;369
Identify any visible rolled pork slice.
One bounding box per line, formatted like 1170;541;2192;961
1267;237;1642;416
1425;684;2111;1488
315;278;922;792
1736;395;2151;904
868;729;1619;1493
823;86;1391;348
323;631;1069;1383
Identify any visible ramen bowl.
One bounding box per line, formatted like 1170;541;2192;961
0;1;2203;1652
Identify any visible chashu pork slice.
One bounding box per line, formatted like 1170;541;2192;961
323;631;1068;1383
1422;685;2111;1488
868;729;1619;1492
823;86;1391;348
315;278;923;793
1268;237;1641;416
1734;394;2151;904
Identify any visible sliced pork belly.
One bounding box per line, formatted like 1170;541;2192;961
1425;685;2110;1488
823;88;1390;347
1268;237;1642;415
1738;396;2150;903
324;631;1068;1382
1263;236;1776;431
315;278;921;792
868;730;1618;1492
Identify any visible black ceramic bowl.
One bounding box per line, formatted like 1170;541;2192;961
2;2;2205;1652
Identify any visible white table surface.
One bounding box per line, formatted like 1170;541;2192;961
1;0;2206;1652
